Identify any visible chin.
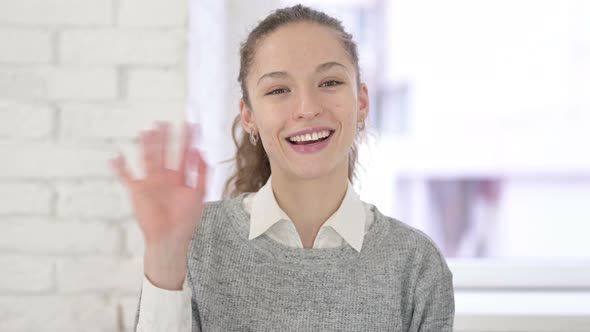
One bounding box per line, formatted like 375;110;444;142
289;163;337;180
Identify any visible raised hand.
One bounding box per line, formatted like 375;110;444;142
109;121;208;289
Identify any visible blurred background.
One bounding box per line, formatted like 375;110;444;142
0;0;589;331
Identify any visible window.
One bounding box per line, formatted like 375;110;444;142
190;1;590;329
282;0;590;329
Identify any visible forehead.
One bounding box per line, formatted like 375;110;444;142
249;22;352;79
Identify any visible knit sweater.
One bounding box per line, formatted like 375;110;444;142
134;193;454;331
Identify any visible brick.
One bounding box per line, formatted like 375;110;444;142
0;218;119;254
127;68;186;99
0;0;112;26
58;103;187;178
59;101;185;140
123;221;144;256
60;29;185;65
118;0;187;27
0;255;53;293
0;142;121;178
0;101;54;139
118;295;141;331
0;66;117;101
56;256;143;294
0;182;52;215
0;295;117;331
56;180;132;219
0;29;52;64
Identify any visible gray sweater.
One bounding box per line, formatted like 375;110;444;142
135;193;454;331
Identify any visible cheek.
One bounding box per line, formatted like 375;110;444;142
334;103;356;127
254;113;283;148
328;94;357;123
262;139;276;154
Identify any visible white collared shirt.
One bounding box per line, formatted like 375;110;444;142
247;174;371;252
136;176;374;331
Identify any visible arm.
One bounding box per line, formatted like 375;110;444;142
408;271;455;332
134;274;195;332
109;121;208;332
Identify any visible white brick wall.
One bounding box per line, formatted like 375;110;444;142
0;182;52;215
60;29;185;65
0;0;112;26
0;67;118;100
128;69;186;100
118;0;188;27
0;29;52;64
0;255;54;293
0;0;190;329
0;101;54;139
55;181;131;219
123;221;145;256
0;295;119;332
119;296;142;332
0;143;118;178
59;102;184;140
0;219;120;254
56;256;143;294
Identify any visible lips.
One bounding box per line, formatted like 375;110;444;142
287;130;334;145
286;129;335;154
285;126;336;138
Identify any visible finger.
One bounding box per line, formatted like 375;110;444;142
149;123;164;170
194;149;208;196
155;121;170;169
140;131;155;175
109;154;134;187
140;129;163;175
183;148;208;194
179;122;197;171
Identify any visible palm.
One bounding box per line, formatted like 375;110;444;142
110;121;208;247
131;169;203;244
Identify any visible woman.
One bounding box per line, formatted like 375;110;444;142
111;4;454;331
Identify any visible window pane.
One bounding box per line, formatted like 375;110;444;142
289;0;590;258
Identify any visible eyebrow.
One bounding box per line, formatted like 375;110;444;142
256;61;348;86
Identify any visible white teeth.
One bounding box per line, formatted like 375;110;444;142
288;130;331;143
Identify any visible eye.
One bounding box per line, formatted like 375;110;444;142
320;80;343;87
266;88;290;96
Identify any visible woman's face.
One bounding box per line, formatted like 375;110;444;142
240;22;369;181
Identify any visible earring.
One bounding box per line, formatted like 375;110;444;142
249;130;258;146
357;119;365;131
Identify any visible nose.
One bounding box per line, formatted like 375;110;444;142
293;89;322;120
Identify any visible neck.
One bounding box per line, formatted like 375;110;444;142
270;163;349;248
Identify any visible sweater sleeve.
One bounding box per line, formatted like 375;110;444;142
133;274;199;332
408;270;455;332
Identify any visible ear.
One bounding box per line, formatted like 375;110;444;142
239;98;256;133
357;83;369;123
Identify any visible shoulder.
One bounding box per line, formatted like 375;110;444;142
188;198;237;258
202;198;227;215
197;198;234;232
371;204;442;257
201;192;250;214
371;204;452;281
194;193;250;236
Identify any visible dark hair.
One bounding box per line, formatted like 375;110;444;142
223;4;364;198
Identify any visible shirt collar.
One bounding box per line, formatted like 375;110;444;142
322;181;367;252
249;175;290;242
248;175;367;252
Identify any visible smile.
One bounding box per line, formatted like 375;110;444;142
287;130;334;145
285;130;335;154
